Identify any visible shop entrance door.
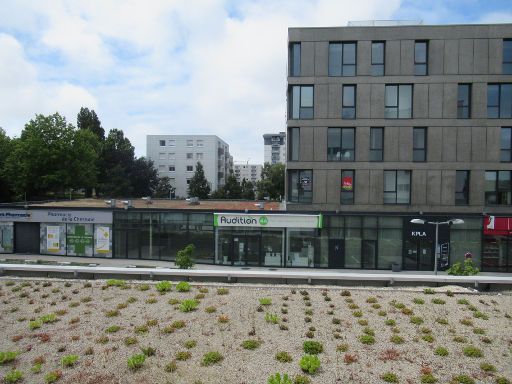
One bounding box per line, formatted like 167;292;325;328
14;223;40;254
218;231;261;266
328;239;344;268
404;239;434;271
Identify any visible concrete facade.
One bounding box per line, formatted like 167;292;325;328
147;135;232;198
263;132;287;164
286;23;512;214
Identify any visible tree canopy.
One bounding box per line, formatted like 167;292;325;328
187;162;210;199
257;163;285;200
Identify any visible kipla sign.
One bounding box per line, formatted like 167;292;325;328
214;213;322;229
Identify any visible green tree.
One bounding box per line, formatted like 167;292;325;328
221;172;242;199
130;157;159;197
188;162;210;198
153;176;175;198
241;178;255;200
257;163;285;200
0;128;13;201
77;107;105;140
68;129;100;192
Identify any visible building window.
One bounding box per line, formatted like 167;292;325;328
187;140;193;147
328;42;356;76
288;127;300;161
504;39;512;74
288;170;312;203
385;84;413;118
455;170;470;205
384;170;411;204
369;127;383;161
159;140;166;146
186;153;193;159
328;128;355;161
168;153;175;159
501;127;512;162
158;165;165;171
485;171;511;205
488;84;512;118
168;140;175;146
457;84;471;118
158;153;166;160
342;85;356;119
197;140;204;147
290;42;301;76
371;41;385;76
186;179;191;185
169;166;175;172
196;153;203;160
414;40;428;75
413;127;427;162
341;170;354;204
186;165;193;172
289;85;314;119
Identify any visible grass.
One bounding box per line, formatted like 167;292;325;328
44;370;62;383
242;339;261;350
420;373;438;383
127;354;146;370
171;320;186;329
451;375;475;384
435;318;449;325
259;297;272;305
463;346;483;358
275;351;292;363
434;346;449;356
265;313;279;324
61;354;79;367
184;340;197;349
303;341;323;354
201;351;223;366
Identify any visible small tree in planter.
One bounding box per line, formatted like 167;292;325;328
176;244;195;269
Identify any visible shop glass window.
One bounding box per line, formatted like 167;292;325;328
342;85;356;119
485;171;512;205
384;170;411;204
457;84;471;118
414;41;428;75
385;84;412;118
455;170;470;205
371;41;385;76
329;42;356;76
370;127;383;161
288;127;300;161
288;170;312;203
290;42;301;76
501;127;512;162
327;128;355;161
413;127;426;162
289;85;314;119
488;84;512;118
504;39;512;74
341;170;354;204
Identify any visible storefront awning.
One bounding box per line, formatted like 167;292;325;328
484;216;512;236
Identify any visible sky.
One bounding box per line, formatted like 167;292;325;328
0;0;511;163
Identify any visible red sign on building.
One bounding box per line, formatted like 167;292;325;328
483;216;512;236
342;176;353;191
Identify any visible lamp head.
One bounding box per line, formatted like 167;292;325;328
410;218;426;225
450;219;464;225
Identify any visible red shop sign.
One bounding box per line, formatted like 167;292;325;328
342;176;353;191
483;216;512;235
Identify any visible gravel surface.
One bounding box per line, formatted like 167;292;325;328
0;278;511;384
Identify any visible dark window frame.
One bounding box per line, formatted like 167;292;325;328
414;40;428;76
342;84;356;119
341;170;355;205
328;41;357;76
159;140;166;146
485;170;512;206
288;169;313;203
488;83;512;118
457;83;472;119
501;127;512;162
369;127;383;161
503;39;512;74
186;165;194;172
385;84;413;119
169;165;175;172
371;41;385;76
327;127;355;162
289;85;314;120
455;170;470;205
289;42;301;77
413;127;427;162
288;127;300;161
383;170;411;205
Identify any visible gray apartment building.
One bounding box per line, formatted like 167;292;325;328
263;132;287;164
147;135;232;198
286;23;512;272
234;163;262;184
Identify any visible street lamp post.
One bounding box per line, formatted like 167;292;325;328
410;218;464;275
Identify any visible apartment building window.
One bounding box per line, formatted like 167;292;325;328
158;153;166;160
158;165;165;171
169;166;175;172
384;170;411;204
455;171;470;205
501;127;512;162
328;128;355;161
197;140;204;147
288;170;312;203
341;170;354;204
186;153;193;159
385;84;413;118
159;140;166;146
169;153;175;159
196;153;203;160
288;127;300;161
168;140;175;146
413;127;427;162
369;127;383;161
414;40;428;75
457;84;471;118
290;42;301;76
186;165;194;172
342;85;356;119
485;171;511;205
329;42;356;76
371;41;385;76
289;85;314;119
488;84;512;118
187;140;193;147
504;39;512;74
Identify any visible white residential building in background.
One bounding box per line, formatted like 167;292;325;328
147;135;232;198
263;132;286;164
234;163;262;184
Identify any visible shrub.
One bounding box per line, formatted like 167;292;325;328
341;290;351;296
420;373;437;383
275;351;292;363
175;281;191;292
463;346;483;358
385;319;396;326
359;334;375;345
451;375;475;384
44;370;62;383
242;339;261;350
165;360;177;372
447;259;479;276
184;340;197;349
176;244;195;269
390;335;404;344
155;281;172;293
259;298;272;306
410;316;424;325
265;313;279;324
201;351;223;366
124;337;137;346
217;288;229;295
179;299;199;312
61;354;78;367
480;362;496;372
431;298;446;305
413;298;425;304
336;344;349;352
205;306;217;313
3;370;23;383
303;341;323;354
175;351;191;361
127;354;146;370
106;279;126;288
171;320;186;329
267;373;292;384
381;372;399;383
0;352;18;365
106;325;121;333
299;355;320;374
